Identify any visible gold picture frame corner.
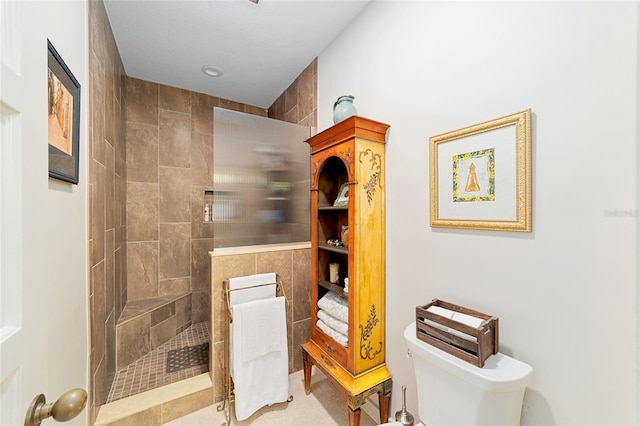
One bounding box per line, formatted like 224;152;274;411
429;109;532;233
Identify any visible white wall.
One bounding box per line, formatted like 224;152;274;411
318;2;638;425
2;1;87;423
45;1;89;424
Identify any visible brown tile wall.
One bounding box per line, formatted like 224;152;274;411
88;0;127;423
268;58;317;128
123;77;271;337
89;0;317;417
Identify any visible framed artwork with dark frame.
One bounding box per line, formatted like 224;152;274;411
48;39;81;184
429;109;532;232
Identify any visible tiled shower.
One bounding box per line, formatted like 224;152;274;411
107;322;210;403
88;1;317;422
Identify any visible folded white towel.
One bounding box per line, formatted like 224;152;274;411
229;272;276;291
421;306;482;343
421;318;450;334
318;309;348;336
317;291;348;323
232;295;288;421
426;305;456;318
424;305;484;340
229;272;276;306
451;312;485;328
239;297;284;363
420;317;478;343
317;319;348;348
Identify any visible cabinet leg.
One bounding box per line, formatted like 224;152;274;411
348;407;361;426
378;390;391;424
302;350;312;395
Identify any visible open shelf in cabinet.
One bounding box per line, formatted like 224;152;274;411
318;280;347;295
317;244;347;288
318;244;348;254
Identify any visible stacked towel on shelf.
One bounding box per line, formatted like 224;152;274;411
317;291;348;322
316;318;349;347
318;309;348;336
317;292;349;347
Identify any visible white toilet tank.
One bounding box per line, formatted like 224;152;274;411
404;321;532;426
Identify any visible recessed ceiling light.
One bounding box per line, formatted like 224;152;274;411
201;65;223;77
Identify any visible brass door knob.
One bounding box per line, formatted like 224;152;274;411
24;388;87;426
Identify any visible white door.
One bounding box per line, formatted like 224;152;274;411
1;1;52;424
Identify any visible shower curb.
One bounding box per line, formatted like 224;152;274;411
94;373;213;425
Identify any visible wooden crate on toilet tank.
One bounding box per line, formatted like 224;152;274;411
416;298;499;368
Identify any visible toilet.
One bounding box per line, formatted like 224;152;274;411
381;322;532;426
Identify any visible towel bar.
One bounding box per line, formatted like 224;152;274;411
217;274;293;426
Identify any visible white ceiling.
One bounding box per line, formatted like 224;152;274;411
104;0;371;109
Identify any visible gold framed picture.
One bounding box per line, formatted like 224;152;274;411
429;109;532;232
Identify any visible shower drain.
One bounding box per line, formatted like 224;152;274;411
166;342;210;373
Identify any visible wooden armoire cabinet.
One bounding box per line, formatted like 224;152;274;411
301;116;392;426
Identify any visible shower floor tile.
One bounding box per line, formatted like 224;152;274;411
107;322;210;403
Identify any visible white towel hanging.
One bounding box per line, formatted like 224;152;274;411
240;297;283;362
229;272;276;305
231;296;289;421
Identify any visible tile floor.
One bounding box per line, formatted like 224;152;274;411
107;322;210;403
165;368;379;426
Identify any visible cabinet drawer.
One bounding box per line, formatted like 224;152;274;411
312;326;347;367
